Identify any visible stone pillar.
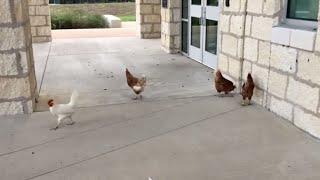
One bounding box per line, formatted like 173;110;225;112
0;0;38;115
136;0;161;39
28;0;52;43
161;0;181;53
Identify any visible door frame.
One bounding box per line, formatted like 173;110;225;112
184;0;220;69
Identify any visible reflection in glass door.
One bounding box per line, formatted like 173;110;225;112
188;0;219;69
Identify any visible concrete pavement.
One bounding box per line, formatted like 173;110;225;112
1;95;320;180
33;37;215;111
1;36;320;180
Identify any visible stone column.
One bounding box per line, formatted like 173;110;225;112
0;0;38;115
28;0;52;43
161;0;181;53
136;0;161;39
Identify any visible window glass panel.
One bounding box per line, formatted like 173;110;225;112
192;0;201;5
182;21;189;53
182;0;188;19
205;20;218;54
207;0;218;6
287;0;319;21
191;17;201;48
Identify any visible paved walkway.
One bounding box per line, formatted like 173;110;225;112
1;33;320;180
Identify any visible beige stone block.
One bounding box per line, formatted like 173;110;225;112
0;54;18;76
228;58;241;79
230;15;244;36
0;101;24;116
252;64;269;90
29;6;36;16
219;14;230;33
242;60;252;80
36;26;51;36
169;0;181;8
270;45;297;74
297;51;320;86
0;0;12;23
251;16;273;41
153;5;161;14
153;24;161;33
19;51;29;74
247;0;263;14
36;5;50;15
268;70;288;98
29;16;47;26
287;77;319;113
252;88;265;106
245;15;252;36
144;0;160;4
28;0;46;5
32;36;51;43
169;23;180;36
315;29;320;52
263;0;281;15
144;15;161;23
140;4;153;14
237;38;243;58
0;27;25;51
244;37;258;62
224;0;241;12
172;9;181;22
294;107;320;138
270;97;293;121
218;54;229;72
0;77;31;99
222;34;238;57
258;41;271;66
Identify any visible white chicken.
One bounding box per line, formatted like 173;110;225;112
48;91;79;130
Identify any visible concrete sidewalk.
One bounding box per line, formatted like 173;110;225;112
33;37;214;111
2;33;319;180
1;95;320;180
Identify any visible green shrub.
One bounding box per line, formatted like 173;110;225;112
119;15;136;22
51;10;106;29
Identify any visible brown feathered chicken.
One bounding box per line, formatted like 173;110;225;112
125;68;146;99
215;70;236;96
241;73;255;106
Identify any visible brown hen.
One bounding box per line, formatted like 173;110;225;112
126;68;146;99
241;73;255;105
215;70;236;96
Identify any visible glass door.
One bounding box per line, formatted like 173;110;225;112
188;0;219;69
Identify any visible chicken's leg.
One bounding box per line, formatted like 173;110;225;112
66;116;75;125
51;117;64;130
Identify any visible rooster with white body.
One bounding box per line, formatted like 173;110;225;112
48;91;79;130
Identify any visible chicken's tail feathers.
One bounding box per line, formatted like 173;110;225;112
69;90;79;107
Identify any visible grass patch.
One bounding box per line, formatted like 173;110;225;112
51;10;106;29
119;15;136;22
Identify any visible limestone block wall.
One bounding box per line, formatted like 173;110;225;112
28;0;52;43
136;0;161;39
161;0;181;53
218;0;247;90
0;0;38;115
219;0;320;138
